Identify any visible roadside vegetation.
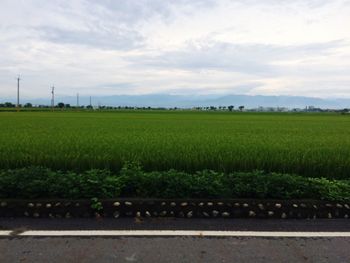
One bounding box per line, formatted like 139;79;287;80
0;164;349;201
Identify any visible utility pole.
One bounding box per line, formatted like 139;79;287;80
16;75;20;110
51;86;55;111
77;93;79;108
90;96;92;107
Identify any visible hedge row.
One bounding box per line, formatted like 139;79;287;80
0;163;349;201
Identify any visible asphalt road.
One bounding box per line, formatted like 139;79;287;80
1;218;350;231
0;218;349;263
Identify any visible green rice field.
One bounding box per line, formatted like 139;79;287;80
0;111;349;179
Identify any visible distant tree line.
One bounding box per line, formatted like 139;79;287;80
1;102;349;113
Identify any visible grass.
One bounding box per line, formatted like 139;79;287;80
0;110;349;179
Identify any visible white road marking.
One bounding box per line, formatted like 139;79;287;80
0;230;346;237
0;231;14;236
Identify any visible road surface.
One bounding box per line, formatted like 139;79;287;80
0;218;349;262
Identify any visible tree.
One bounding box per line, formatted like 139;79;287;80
239;105;245;111
57;102;65;108
228;105;234;111
4;102;14;108
24;103;32;108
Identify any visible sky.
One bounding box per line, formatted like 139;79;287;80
0;0;350;99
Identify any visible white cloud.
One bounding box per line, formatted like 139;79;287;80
0;0;349;100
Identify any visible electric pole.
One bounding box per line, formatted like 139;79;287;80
90;96;92;108
77;93;79;108
16;75;20;110
51;86;55;111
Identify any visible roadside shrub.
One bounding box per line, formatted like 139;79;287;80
0;164;349;201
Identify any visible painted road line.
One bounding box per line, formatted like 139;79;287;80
0;231;14;236
12;230;350;237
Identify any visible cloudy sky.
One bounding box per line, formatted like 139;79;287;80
1;0;350;99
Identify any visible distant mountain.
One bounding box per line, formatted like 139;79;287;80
2;94;350;109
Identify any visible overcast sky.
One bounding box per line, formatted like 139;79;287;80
1;0;350;99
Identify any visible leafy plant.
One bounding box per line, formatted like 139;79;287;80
0;165;349;201
90;197;103;212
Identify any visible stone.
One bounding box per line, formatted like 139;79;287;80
27;203;34;208
55;202;61;207
45;203;52;208
325;204;333;208
36;203;42;208
268;211;274;216
113;211;120;218
75;203;80;207
300;203;307;208
64;202;71;207
153;212;158;216
170;202;176;207
160;211;167;217
248;211;256;217
33;212;40;218
161;202;166;206
125;201;132;206
313;205;318;209
202;212;210;217
328;213;332;219
169;211;175;216
187;211;193;218
275;203;282;208
145;211;151;217
217;202;224;206
180;202;188;207
292;204;298;208
198;202;204;207
48;213;54;218
258;204;265;210
113;202;120;207
65;212;71;219
222;212;230;218
207;202;213;206
24;211;29;217
344;214;349;219
212;210;219;217
243;203;249;208
234;203;240;207
0;201;7;207
281;212;287;219
136;212;141;218
344;204;350;209
178;211;185;218
336;203;343;208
